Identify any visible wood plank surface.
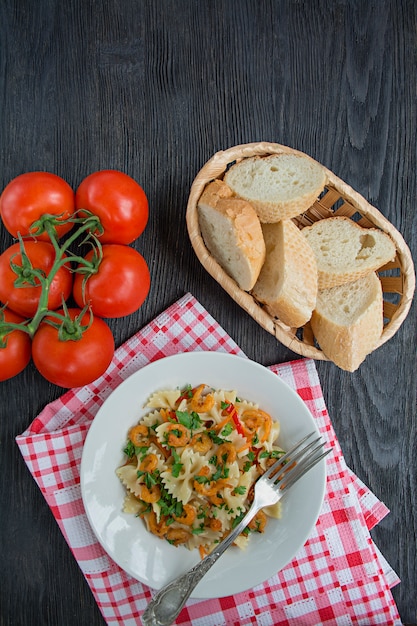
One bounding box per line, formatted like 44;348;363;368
0;1;416;624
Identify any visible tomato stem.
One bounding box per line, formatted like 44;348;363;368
0;212;104;339
0;312;31;345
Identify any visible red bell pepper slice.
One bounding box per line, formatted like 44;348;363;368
224;402;245;436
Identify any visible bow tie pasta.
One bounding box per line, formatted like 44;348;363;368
116;384;285;557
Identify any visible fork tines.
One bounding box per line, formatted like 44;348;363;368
264;431;330;489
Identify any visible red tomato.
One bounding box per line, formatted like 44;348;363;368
32;308;114;388
0;240;73;317
0;172;75;240
72;244;150;318
75;170;148;244
0;308;32;381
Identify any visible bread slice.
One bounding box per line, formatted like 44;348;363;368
223;154;326;223
310;272;383;371
251;220;318;327
197;180;266;291
302;216;396;289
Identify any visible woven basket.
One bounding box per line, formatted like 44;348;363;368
186;142;415;361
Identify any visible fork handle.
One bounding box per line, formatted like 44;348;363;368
141;500;260;626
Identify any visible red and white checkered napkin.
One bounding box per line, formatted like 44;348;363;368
16;293;401;625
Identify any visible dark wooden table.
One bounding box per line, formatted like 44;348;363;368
1;1;416;625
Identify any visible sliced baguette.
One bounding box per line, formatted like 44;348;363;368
197;180;266;291
302;216;396;289
310;272;383;371
252;220;318;327
224;154;326;223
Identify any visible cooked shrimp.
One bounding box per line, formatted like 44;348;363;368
209;518;222;532
242;409;272;442
166;528;191;546
193;467;231;500
173;504;196;526
248;510;267;533
148;510;168;538
190;384;215;413
139;453;158;473
140;484;161;503
149;434;171;460
216;442;236;465
129;424;149;446
241;411;263;433
196;465;211;477
193;466;217;497
166;423;190;447
209;492;224;506
190;432;212;454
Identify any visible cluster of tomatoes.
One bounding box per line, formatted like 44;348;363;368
0;170;150;387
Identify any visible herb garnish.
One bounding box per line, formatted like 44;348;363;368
176;410;201;431
171;449;183;477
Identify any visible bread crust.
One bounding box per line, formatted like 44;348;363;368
224;154;326;223
252;220;317;327
310;272;383;371
197;181;265;291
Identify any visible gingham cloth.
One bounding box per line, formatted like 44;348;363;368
16;293;402;626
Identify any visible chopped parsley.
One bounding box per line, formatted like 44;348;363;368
171;449;183;477
208;430;226;445
212;464;229;481
270;449;285;458
220;422;233;437
243;450;255;472
179;384;193;399
176;410;202;431
259;449;285;460
231;511;246;528
158;485;183;521
143;470;159;489
194;473;210;484
123;440;135;458
197;506;209;520
123;440;148;459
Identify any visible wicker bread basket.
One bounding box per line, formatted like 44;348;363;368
186;142;415;362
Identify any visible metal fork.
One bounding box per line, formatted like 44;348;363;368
142;431;330;626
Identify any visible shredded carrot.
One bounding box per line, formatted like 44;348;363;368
214;414;232;432
160;408;170;421
199;545;207;560
160;408;177;422
260;414;272;442
236;442;251;454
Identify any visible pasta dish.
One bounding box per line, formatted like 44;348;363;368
116;383;285;557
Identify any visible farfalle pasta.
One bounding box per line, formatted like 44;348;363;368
116;383;285;556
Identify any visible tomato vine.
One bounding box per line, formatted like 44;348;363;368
0;210;103;340
0;169;150;386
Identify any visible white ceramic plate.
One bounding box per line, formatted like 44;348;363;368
80;352;327;598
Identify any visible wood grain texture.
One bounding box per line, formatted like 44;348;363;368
0;1;416;624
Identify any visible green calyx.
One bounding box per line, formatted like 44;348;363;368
10;235;46;288
42;302;93;342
